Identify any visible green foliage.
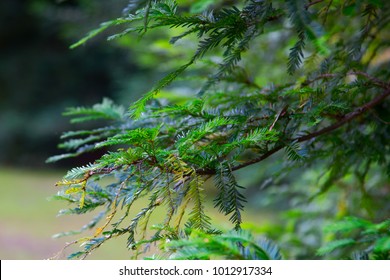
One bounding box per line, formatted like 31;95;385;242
318;217;390;259
214;162;247;230
63;98;125;123
50;0;390;259
163;229;282;260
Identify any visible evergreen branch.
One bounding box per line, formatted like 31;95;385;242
198;87;390;174
126;191;161;249
166;230;282;260
187;174;211;231
70;19;133;49
214;162;246;230
92;175;132;238
51;0;390;260
296;87;390;142
63;98;125;123
287;30;306;75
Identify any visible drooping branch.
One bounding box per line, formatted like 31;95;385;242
198;87;390;175
296;87;390;142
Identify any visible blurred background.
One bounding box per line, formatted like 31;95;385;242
1;0;389;260
0;0;143;168
0;0;152;259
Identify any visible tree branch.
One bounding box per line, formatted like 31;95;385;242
296;87;390;142
198;88;390;175
350;71;390;89
302;71;389;89
305;0;324;10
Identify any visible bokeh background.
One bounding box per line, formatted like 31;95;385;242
0;0;149;259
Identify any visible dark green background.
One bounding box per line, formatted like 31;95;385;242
0;0;145;167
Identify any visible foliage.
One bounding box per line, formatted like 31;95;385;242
243;162;390;259
318;217;390;260
156;229;282;260
49;0;390;259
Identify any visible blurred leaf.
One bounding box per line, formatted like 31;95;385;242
325;217;373;233
317;239;356;256
190;0;215;13
374;237;390;253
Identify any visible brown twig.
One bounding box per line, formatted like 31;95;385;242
301;73;337;86
322;0;333;25
305;0;324;10
350;71;390;89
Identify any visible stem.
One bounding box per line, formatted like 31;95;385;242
305;0;324;10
